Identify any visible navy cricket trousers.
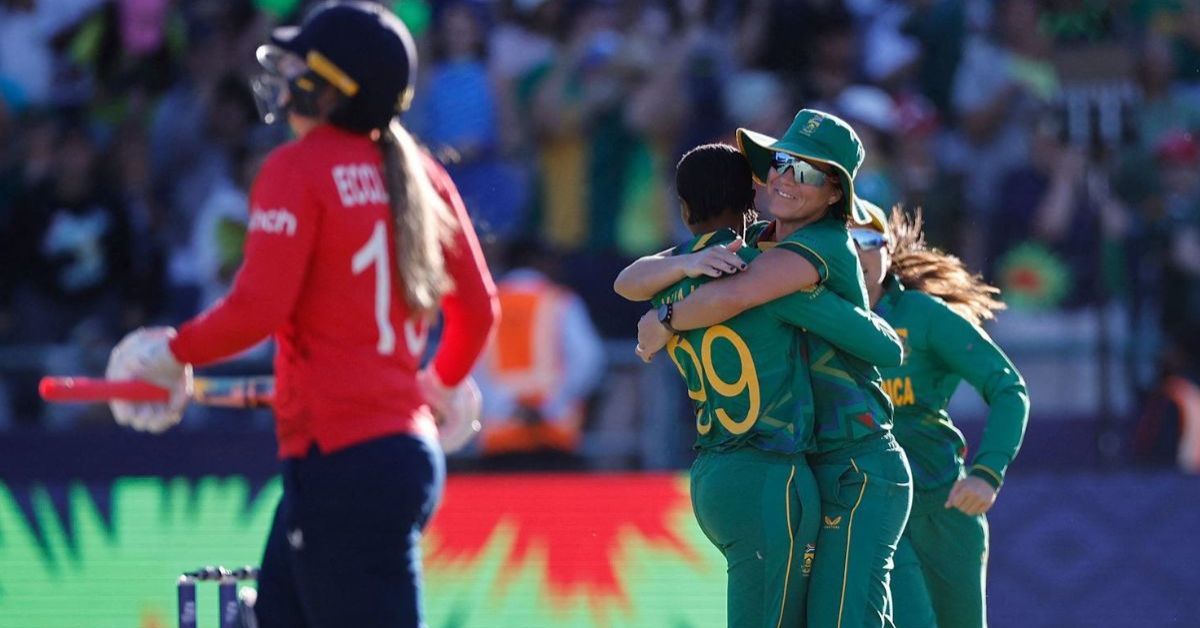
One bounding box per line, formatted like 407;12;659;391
255;433;445;628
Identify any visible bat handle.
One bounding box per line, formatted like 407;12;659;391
38;377;171;403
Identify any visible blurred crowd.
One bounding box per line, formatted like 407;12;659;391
0;0;1199;465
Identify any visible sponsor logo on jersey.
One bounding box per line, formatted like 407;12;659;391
248;207;298;236
332;163;388;207
896;327;910;359
823;515;842;530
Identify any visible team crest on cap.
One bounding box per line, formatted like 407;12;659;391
800;113;824;136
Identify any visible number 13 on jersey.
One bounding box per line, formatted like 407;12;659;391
666;325;761;435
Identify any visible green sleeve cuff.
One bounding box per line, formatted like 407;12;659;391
969;464;1004;490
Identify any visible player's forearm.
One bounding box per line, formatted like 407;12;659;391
432;238;499;385
613;252;686;301
970;383;1030;488
774;289;903;366
834;311;903;367
434;227;499;385
671;246;821;330
434;291;498;385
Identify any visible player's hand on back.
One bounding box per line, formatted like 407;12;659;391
680;238;747;279
106;327;193;433
945;475;998;516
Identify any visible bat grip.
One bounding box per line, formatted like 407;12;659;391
38;377;171;403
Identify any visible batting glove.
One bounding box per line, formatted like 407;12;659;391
106;327;192;433
417;368;483;454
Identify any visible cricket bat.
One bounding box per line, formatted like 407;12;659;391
38;376;275;408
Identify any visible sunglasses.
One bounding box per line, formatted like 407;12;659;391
850;228;888;252
771;152;831;187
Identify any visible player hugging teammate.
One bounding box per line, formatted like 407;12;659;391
621;109;1027;628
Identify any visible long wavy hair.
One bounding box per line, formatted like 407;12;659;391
887;207;1005;326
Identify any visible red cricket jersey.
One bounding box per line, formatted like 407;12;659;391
170;124;499;458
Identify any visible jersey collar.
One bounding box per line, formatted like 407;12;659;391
680;227;739;254
752;220;779;250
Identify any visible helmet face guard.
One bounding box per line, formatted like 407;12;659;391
251;45;335;125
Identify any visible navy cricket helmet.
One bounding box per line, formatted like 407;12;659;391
251;1;417;133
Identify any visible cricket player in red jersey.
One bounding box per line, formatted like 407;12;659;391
102;2;499;626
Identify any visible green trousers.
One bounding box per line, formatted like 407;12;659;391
891;480;989;628
691;446;822;628
808;432;913;628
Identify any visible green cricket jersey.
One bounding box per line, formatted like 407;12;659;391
764;216;896;454
652;228;902;454
874;277;1030;490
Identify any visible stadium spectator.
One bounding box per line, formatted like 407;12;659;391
159;73;261;318
899;0;970;116
835;84;902;211
474;236;605;470
1132;33;1200;155
988;114;1133;309
950;0;1060;230
409;0;529;244
2;118;137;343
1153;132;1200;371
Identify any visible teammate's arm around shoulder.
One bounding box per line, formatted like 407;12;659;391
635;246;820;360
424;156;500;386
171;146;320;366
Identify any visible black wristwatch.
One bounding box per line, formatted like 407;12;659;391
657;303;678;335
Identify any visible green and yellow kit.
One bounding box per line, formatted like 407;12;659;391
763;216;914;628
654;227;901;628
873;277;1029;628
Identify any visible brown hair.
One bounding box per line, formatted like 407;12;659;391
887;206;1005;326
377;119;457;316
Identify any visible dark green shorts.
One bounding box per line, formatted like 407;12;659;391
691;446;821;628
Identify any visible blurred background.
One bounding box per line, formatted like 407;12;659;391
0;0;1198;626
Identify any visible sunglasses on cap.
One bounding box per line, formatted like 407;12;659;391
850;228;888;252
771;152;831;187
